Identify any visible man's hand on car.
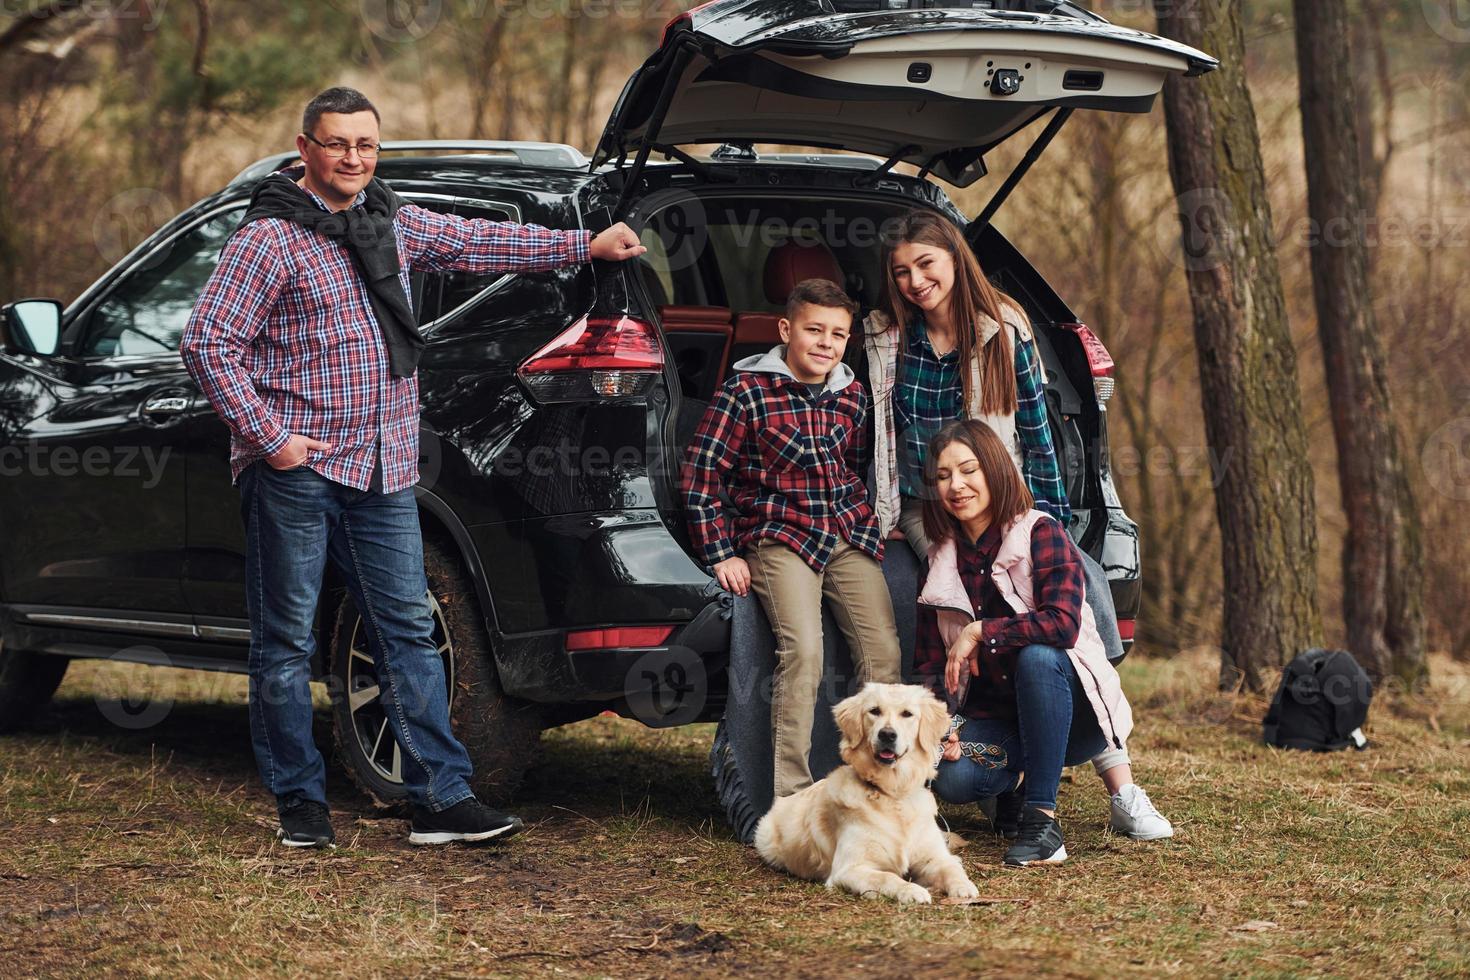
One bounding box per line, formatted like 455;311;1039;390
713;556;751;597
267;434;333;470
589;222;648;261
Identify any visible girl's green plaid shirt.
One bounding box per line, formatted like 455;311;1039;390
893;313;1071;522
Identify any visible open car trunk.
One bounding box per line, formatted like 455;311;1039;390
630;188;1097;546
594;0;1217;189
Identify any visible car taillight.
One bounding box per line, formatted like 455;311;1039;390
1061;322;1115;404
1117;619;1136;642
660;12;690;46
566;625;677;652
517;315;664;404
659;0;717;46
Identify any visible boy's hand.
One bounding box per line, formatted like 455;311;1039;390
589;222;647;262
713;557;751;597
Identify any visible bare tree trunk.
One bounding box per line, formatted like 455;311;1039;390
1292;0;1427;688
1152;0;1322;692
555;14;581;146
1348;0;1394;227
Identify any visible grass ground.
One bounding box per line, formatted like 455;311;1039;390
1;649;1467;978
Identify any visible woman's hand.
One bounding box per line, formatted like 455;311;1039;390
944;621;982;695
941;731;962;762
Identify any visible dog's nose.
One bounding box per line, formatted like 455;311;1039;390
877;727;897;745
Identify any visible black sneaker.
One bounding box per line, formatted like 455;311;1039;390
408;798;524;845
1003;806;1067;867
993;786;1025;840
276;798;336;849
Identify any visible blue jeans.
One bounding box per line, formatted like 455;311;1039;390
931;644;1108;812
239;462;475;813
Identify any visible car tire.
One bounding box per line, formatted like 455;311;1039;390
329;536;542;809
710;715;760;845
0;640;69;733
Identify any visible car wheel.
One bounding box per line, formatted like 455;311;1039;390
329;536;542;809
0;639;69;733
710;716;760;845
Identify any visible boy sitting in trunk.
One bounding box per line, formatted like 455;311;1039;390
681;277;902;799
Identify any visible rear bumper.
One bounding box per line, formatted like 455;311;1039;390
493;590;732;725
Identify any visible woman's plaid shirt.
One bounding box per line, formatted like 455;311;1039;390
680;369;883;573
913;516;1084;720
181;181;590;493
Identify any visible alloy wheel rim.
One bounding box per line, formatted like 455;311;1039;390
344;592;454;786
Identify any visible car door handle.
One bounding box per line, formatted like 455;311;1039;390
142;396;190;414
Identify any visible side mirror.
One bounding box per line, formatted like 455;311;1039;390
2;299;63;357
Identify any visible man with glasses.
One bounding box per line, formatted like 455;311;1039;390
181;86;646;849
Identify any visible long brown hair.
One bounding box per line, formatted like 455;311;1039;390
878;210;1025;417
920;420;1034;545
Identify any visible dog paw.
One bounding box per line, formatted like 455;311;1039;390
896;883;933;904
947;878;980;900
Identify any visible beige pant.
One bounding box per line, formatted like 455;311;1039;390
745;537;903;797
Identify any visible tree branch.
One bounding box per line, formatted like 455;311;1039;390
0;0;87;55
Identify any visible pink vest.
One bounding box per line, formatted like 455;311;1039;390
917;509;1134;748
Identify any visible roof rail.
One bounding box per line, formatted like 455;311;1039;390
229;140;589;185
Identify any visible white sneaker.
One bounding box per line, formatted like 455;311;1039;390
1110;784;1174;841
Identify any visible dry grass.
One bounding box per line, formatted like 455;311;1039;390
1;653;1467;978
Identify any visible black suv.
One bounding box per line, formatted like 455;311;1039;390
0;0;1214;805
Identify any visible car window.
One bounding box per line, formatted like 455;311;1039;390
638;227;675;306
83;199;447;359
84;207;246;357
423;202;519;322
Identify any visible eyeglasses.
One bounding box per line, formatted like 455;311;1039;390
303;133;381;159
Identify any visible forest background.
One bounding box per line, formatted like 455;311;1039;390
3;0;1468;672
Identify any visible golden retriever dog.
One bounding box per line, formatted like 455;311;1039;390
754;683;979;904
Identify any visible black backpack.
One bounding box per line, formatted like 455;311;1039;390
1263;649;1372;752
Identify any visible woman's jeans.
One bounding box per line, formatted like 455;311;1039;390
931;644;1109;812
239;462;476;815
900;494;1131;777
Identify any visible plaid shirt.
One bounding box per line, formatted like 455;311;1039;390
893;321;963;497
893;315;1070;521
680;364;882;573
913;515;1084;720
181;177;591;493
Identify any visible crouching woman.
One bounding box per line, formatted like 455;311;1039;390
913;419;1164;866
